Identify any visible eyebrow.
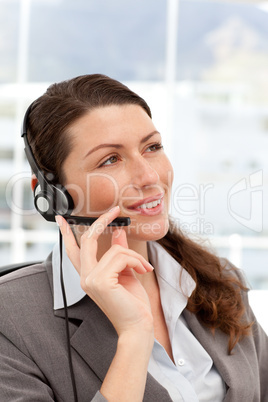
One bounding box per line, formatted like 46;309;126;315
83;130;160;159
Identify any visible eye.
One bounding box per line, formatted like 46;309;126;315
99;154;119;167
145;142;164;152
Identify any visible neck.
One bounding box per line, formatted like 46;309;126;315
97;232;149;261
73;227;149;262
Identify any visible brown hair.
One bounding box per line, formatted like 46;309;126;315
158;221;252;353
27;74;151;184
27;74;251;353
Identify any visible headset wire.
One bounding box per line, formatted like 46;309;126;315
59;230;78;402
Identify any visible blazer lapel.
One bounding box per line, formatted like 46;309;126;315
183;309;256;401
65;298;172;401
70;299;118;381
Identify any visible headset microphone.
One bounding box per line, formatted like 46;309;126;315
21;104;130;227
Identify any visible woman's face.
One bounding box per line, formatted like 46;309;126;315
63;104;173;241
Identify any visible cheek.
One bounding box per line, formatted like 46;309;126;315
68;174;120;215
87;174;121;213
159;157;174;193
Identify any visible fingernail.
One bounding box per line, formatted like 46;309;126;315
109;205;120;213
147;261;154;271
55;215;62;226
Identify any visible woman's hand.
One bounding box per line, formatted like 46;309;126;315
56;207;155;401
56;206;154;337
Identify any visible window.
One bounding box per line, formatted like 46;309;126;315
0;0;267;331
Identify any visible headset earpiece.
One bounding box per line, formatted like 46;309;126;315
32;178;74;221
21;103;75;222
34;183;51;214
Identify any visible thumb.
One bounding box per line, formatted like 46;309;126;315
111;227;129;249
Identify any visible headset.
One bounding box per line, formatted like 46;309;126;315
21;103;131;402
21;103;130;227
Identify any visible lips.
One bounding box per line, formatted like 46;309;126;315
126;193;164;215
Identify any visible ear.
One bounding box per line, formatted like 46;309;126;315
31;174;38;192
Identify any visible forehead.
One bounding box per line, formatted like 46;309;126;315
68;104;155;146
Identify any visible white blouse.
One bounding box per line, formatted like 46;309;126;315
147;241;226;401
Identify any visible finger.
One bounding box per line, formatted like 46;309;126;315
79;206;121;274
113;255;149;275
55;215;81;272
97;243;154;275
84;254;148;292
81;205;121;244
111;227;129;249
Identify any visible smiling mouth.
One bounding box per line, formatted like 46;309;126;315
126;194;164;215
136;198;162;210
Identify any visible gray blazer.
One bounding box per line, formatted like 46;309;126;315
0;255;267;401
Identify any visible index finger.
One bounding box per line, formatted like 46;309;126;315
82;205;121;243
55;215;81;271
111;227;129;249
79;206;121;269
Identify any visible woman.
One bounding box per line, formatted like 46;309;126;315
0;74;267;402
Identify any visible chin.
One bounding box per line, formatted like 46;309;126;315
125;216;170;242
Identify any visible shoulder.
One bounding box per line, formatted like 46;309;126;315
219;257;249;285
219;257;252;308
0;258;53;316
0;261;47;284
220;259;268;336
0;257;63;358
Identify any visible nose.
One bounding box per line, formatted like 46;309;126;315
130;155;159;188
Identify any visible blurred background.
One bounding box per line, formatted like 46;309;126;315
0;0;267;329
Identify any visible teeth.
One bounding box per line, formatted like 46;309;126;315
137;198;161;209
